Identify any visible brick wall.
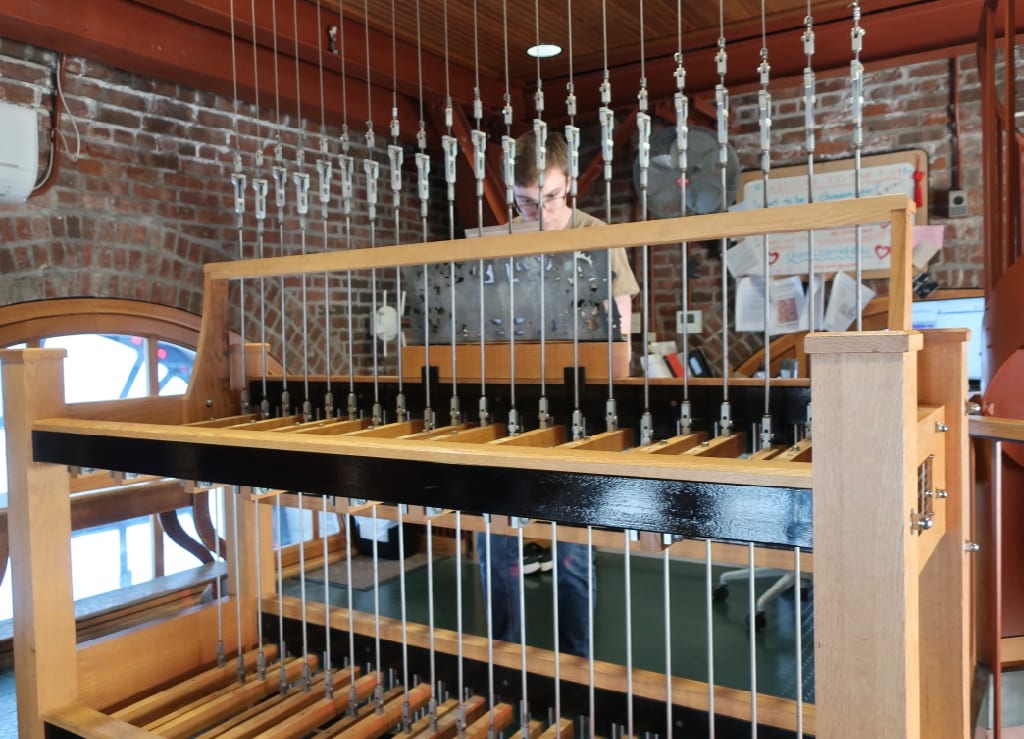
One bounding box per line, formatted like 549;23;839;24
0;38;448;379
0;34;1000;383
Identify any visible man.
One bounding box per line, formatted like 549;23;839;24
477;129;639;658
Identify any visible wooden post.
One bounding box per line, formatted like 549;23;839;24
0;349;76;738
805;331;923;738
917;329;972;737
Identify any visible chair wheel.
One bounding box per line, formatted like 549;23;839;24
712;584;729;602
745;611;768;631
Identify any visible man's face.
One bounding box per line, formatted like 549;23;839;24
513;168;572;230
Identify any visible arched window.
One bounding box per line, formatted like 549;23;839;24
0;299;202;620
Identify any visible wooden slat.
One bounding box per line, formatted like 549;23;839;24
560;429;634;452
509;719;545;739
225;414;303;431
205;196;914;282
489;426;568;447
463;704;514;739
112;646;278;725
258;673;381;739
774;438;813;463
267;595;814;733
630;432;707;455
326;683;433;739
433;424;508;444
44;703;159;738
402;698;460;739
294;418;372;435
537;717;574;739
748;445;788;461
346;420;425;438
406;696;487;739
968;415;1024;443
204;668;357;739
187;414;260;428
402;424;475;440
144;656;316;737
682;434;747;458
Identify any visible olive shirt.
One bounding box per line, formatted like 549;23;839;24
513;208;641;298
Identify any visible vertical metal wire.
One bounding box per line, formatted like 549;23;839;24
624;530;634;739
298;493;311;690
663;541;673;739
747;543;758;736
517;525;529;737
371;505;384;709
345;510;359;712
715;0;733;435
705;539;716;738
398;505;411;729
232;487;245;683
276;499;288;693
254;495;266;680
850;2;866;327
587;525;596;738
215;487;225;668
426;515;438;727
794;546;804;737
456;509;466;734
551;522;561;729
323;496;334;699
484;516;496;736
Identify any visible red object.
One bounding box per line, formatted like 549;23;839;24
913;155;925;208
666;352;686;378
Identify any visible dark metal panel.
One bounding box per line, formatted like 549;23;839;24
33;430;811;549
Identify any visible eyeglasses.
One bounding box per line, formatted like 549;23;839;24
514;177;569;213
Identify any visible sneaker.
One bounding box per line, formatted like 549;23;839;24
523;542;552;576
537;545;553;573
522;544;541;576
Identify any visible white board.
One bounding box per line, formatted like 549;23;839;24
731;150;929;278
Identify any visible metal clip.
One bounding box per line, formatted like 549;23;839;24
252;178;268;222
363;158;379;221
501;135;516;206
292;172;310;217
388;144;403;208
316;157;333;206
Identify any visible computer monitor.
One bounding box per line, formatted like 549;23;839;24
911;295;985;390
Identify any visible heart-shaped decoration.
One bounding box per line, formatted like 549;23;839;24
874;244;892;259
768;251;780;265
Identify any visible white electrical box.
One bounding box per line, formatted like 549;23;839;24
0;102;39;204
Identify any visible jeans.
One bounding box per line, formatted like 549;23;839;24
476;533;595;657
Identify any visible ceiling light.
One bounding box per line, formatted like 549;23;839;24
526;44;562;59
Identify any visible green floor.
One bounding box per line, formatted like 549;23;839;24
285;549;814;704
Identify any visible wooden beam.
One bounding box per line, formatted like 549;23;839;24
0;349;77;739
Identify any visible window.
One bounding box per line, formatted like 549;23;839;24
0;333;197;620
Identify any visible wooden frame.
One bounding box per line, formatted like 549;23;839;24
1;195;973;738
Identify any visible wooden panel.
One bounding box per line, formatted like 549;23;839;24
402;342;630;384
806;330;922;738
111;646;279;725
0;349;77;739
916;329;972;737
44;703;158;738
76;602;241;710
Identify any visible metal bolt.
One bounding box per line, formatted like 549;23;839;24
965;541;981;553
966;401;982;416
936;489;949;499
935;422;949;433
